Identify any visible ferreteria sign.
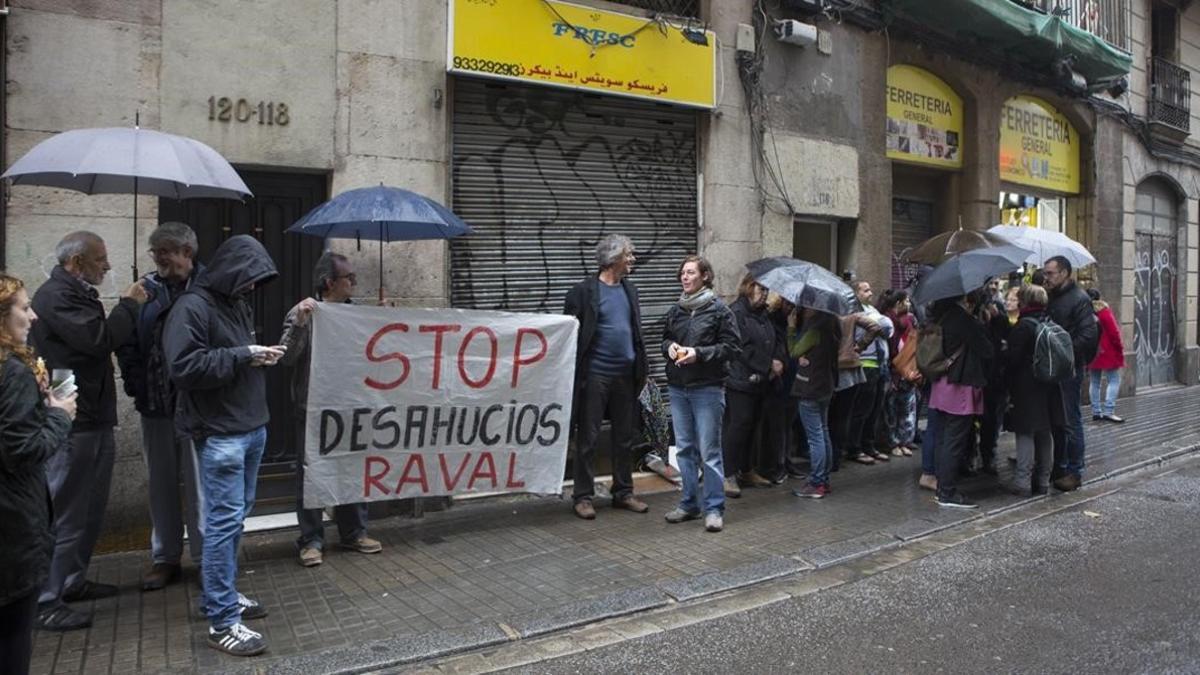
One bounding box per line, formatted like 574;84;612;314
448;0;716;109
302;304;578;507
999;95;1081;194
885;65;964;169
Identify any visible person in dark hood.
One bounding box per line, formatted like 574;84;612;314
31;231;148;632
116;222;206;593
162;235;282;657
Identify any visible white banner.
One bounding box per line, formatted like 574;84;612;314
303;304;578;508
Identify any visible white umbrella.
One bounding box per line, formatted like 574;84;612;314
2;124;252;278
986;224;1096;268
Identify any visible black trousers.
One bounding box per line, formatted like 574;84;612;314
830;384;859;461
723;387;768;476
573;371;636;502
974;386;1007;468
761;391;803;477
0;591;37;675
936;412;976;497
846;368;885;456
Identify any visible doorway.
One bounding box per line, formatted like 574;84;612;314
159;170;328;510
1133;178;1179;388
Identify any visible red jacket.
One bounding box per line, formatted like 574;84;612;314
1088;302;1125;370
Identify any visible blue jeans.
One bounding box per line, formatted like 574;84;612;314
921;407;941;475
196;427;266;630
669;385;726;515
1089;368;1121;417
1054;369;1086;478
797;397;833;487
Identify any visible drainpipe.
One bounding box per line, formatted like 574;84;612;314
0;0;8;267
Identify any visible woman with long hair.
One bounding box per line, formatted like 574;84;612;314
788;308;841;498
0;273;77;674
662;256;741;532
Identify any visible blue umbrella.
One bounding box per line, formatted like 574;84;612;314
286;185;472;301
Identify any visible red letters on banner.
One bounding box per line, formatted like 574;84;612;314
362;323;549;391
362;452;524;497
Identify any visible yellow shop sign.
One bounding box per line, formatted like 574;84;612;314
999;95;1080;194
448;0;716;108
886;65;964;169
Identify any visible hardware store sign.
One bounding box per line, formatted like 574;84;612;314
999;95;1080;194
886;65;964;169
448;0;716;108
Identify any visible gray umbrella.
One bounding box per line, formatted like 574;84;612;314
912;245;1034;306
745;256;855;315
2;125;251;278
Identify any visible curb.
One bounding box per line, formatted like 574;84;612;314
239;441;1200;675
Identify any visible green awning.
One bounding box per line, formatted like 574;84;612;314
883;0;1133;91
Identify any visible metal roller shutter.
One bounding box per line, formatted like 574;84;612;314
450;76;699;385
890;197;934;289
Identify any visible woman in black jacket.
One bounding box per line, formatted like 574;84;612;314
788;309;841;498
721;274;785;498
1004;284;1064;496
0;273;76;674
928;290;994;509
662;256;740;533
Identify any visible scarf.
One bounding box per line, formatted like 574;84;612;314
677;287;716;312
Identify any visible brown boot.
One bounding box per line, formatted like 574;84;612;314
1053;474;1081;492
141;563;181;591
612;495;649;513
573;499;596;519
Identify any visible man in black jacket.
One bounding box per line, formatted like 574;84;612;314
162;235;282;657
563;234;649;520
1043;255;1099;492
31;231;148;631
116;222;206;592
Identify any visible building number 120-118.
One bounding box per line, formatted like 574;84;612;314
208;97;290;125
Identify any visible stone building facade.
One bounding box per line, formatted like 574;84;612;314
3;0;1197;545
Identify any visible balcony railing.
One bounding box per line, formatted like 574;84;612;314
1018;0;1132;52
1149;56;1191;134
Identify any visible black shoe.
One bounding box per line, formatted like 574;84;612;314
1093;414;1103;421
36;604;92;631
237;593;268;620
62;581;118;603
207;623;267;657
980;464;999;477
935;491;978;509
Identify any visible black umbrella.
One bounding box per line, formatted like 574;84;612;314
911;245;1033;306
745;257;855;315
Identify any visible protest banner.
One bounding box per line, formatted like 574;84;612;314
302;304;578;508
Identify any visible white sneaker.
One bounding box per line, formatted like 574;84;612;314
207;622;266;657
704;511;723;532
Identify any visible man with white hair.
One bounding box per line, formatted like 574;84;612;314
31;230;148;631
116;222;206;591
563;234;649;520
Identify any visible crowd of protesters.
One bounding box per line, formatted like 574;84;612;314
0;229;1121;666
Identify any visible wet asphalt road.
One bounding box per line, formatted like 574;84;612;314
505;461;1200;674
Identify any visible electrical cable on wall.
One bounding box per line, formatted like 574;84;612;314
735;0;796;217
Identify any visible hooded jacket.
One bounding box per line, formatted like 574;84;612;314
162;236;278;439
0;354;72;605
30;266;139;430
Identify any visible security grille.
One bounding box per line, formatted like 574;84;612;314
450;76;699;386
612;0;700;17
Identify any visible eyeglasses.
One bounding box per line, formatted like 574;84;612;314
147;248;179;258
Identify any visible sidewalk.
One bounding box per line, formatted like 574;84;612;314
30;385;1200;675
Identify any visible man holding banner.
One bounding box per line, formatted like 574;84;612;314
563;234;649;520
280;252;383;568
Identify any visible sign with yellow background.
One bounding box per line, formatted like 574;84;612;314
999;95;1080;194
448;0;716;109
885;65;964;169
